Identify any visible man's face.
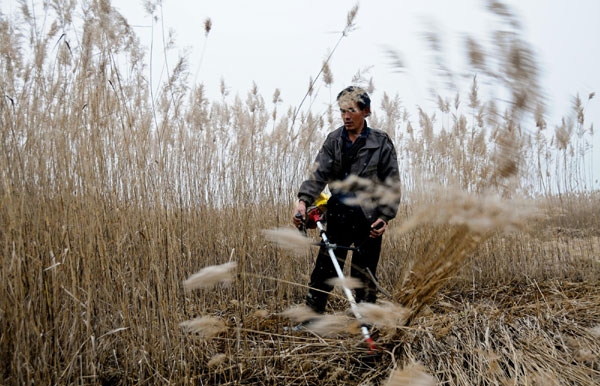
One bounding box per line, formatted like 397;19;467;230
339;101;369;132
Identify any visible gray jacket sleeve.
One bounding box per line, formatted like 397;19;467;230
376;135;400;223
297;135;335;205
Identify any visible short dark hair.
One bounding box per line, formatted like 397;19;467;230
336;86;371;111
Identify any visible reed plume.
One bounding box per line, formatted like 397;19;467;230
183;262;237;290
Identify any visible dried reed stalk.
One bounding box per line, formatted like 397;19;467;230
398;225;486;321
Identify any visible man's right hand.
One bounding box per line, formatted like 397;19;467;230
293;200;307;229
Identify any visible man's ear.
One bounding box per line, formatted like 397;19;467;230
363;107;371;117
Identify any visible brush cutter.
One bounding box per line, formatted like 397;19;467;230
296;195;380;353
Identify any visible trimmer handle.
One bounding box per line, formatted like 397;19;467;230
295;213;306;234
371;221;384;230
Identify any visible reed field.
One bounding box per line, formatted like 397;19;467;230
1;1;599;385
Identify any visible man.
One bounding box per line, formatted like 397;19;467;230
293;86;400;314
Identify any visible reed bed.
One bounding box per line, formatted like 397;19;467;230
1;1;599;384
1;195;598;384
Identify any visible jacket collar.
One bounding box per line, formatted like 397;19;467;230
334;121;378;151
341;121;370;142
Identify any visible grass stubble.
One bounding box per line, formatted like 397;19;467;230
1;0;599;384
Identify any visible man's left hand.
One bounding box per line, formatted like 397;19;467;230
369;219;387;238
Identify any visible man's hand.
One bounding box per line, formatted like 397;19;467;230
369;219;387;238
293;200;307;229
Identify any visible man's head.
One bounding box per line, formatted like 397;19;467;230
336;86;371;111
337;86;371;132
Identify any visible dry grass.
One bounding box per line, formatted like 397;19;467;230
1;1;599;385
1;192;598;384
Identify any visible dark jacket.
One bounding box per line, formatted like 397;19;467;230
298;124;400;223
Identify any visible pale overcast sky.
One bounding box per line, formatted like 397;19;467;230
112;1;599;112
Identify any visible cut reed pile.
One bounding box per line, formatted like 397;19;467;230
400;281;600;385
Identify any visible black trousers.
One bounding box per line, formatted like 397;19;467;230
306;197;382;313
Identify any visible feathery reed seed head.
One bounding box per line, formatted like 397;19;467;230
204;18;212;36
253;309;269;319
280;305;319;323
322;61;334;86
262;227;312;256
304;314;354;337
179;316;226;338
326;276;363;289
183;262;237;290
330;175;401;210
396;186;533;235
355;301;409;329
207;353;227;368
384;362;436;386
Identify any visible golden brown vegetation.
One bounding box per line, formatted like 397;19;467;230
1;1;598;384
